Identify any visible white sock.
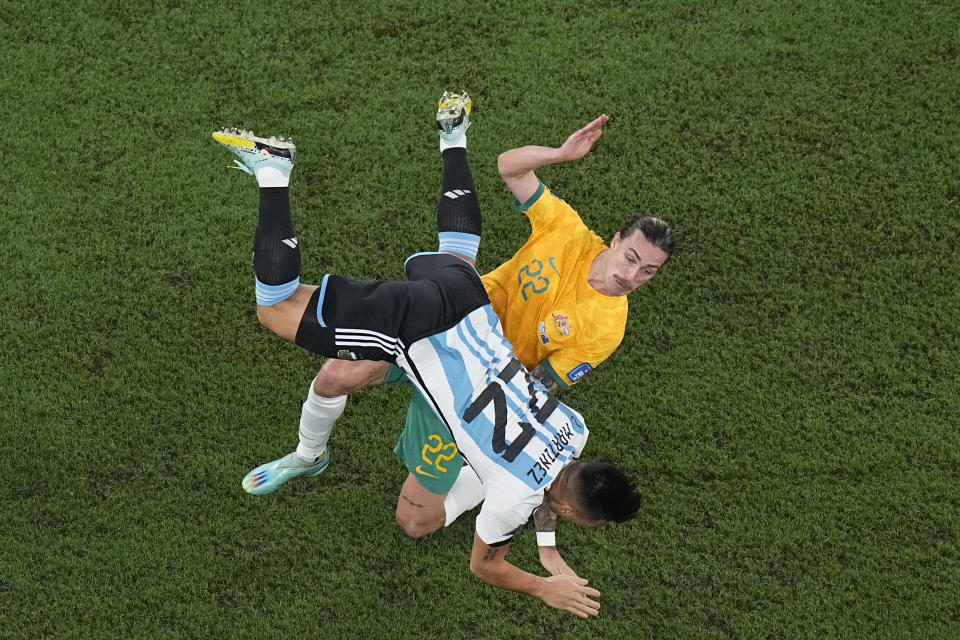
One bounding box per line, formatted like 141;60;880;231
442;465;484;526
294;384;346;460
255;166;289;188
439;135;467;153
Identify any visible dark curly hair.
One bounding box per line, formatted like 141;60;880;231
573;462;641;523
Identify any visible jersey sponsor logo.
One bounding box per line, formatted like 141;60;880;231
539;321;549;344
567;362;593;382
551;311;571;337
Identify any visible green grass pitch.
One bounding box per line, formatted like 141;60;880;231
2;1;958;638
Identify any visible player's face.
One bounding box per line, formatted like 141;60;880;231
602;231;669;295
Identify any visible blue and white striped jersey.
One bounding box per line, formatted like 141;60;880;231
399;304;590;545
295;254;589;544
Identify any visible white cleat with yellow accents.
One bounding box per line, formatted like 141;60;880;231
212;128;296;177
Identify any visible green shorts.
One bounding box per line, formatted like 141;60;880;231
386;364;465;495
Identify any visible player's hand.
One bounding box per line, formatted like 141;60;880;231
557;115;610;162
540;574;601;618
538;546;581;579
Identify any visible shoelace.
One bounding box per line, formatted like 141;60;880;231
229;159;254;174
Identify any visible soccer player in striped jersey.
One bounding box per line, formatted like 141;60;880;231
241;111;672;574
212;93;641;617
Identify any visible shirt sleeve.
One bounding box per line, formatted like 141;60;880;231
543;320;624;388
474;489;542;546
515;182;583;234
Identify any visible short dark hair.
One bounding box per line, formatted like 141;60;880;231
573;462;641;523
619;216;674;258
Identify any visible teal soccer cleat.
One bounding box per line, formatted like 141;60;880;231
242;449;329;495
212;128;296;177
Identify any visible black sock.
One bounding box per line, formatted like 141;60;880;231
253;187;301;285
436;148;481;237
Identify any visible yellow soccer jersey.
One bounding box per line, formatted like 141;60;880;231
481;183;627;388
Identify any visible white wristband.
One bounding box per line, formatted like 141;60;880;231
536;531;556;547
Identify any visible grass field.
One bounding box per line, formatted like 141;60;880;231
3;0;959;638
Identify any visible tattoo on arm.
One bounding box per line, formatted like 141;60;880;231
483;545;506;561
530;364;559;392
533;504;557;532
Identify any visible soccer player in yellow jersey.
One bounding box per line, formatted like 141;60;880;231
485;115;673;387
243;111;673;578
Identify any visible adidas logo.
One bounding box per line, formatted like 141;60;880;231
443;189;472;199
281;238;298;248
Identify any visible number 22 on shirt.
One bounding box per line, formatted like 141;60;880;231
517;257;560;301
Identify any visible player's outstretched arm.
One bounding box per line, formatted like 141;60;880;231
497;115;610;204
533;503;580;579
538;546;580;579
469;532;600;618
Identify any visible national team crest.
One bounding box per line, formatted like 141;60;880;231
551;310;571;337
337;349;359;360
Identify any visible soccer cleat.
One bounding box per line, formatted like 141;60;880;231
436;91;472;146
212;128;296;177
241;449;329;495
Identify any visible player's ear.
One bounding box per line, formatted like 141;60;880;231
555;501;575;516
610;231;622;248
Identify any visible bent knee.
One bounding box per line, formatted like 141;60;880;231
395;507;444;539
255;284;316;342
256;304;294;341
314;359;389;396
